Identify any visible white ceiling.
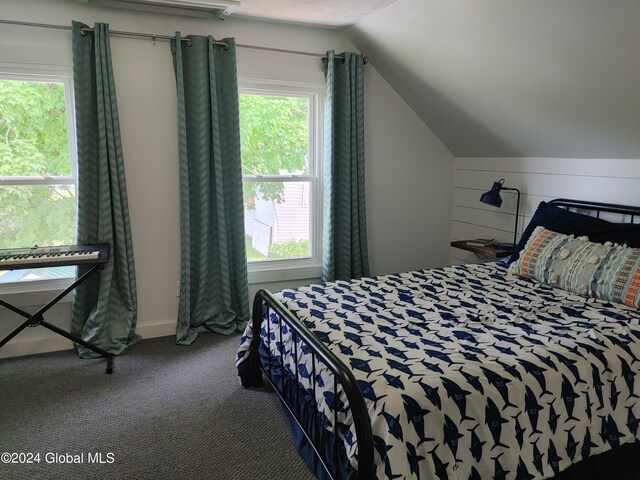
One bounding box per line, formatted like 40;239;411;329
229;0;401;28
88;0;402;28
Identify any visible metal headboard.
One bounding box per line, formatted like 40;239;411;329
548;198;640;223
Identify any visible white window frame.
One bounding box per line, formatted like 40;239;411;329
0;62;78;295
238;78;324;284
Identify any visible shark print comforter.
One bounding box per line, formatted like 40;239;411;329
236;262;640;479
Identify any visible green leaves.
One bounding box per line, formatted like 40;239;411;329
239;94;309;175
0;184;76;249
240;93;309;205
0;79;75;249
0;80;71;176
268;239;309;259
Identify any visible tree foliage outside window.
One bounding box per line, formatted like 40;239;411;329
239;90;316;262
0;79;76;250
239;94;308;207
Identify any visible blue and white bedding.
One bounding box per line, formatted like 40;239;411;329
236;262;640;479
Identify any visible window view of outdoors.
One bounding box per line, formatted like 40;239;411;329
240;93;313;262
0;79;77;283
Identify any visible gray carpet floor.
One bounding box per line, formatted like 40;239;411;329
0;333;315;480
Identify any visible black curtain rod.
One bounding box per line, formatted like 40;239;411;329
0;19;368;64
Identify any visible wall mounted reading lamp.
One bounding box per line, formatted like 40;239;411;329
479;179;521;249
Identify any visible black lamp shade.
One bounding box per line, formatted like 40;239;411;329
480;181;504;207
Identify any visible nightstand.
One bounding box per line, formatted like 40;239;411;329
451;240;513;259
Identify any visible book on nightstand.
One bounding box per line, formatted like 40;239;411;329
465;238;495;247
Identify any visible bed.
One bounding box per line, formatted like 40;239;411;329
236;199;640;479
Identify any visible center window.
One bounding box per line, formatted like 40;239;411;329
239;82;321;266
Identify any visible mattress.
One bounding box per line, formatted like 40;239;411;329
236;262;640;479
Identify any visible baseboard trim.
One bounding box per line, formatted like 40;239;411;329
0;336;74;359
135;320;176;339
0;320;177;359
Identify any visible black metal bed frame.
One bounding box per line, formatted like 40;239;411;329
250;290;374;479
548;198;640;221
247;198;640;480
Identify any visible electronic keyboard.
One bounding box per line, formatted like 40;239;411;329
0;243;110;270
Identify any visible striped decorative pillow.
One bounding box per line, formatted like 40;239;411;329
509;226;640;308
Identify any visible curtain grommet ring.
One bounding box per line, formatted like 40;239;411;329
80;27;89;37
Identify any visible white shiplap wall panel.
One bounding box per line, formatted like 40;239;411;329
455;157;640;179
454;187;551;219
456;169;640;206
451;157;640;264
451;220;514;244
453;205;518;235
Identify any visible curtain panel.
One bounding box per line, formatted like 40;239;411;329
171;34;249;345
71;21;139;357
322;51;370;282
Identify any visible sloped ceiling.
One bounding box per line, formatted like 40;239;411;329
346;0;640;158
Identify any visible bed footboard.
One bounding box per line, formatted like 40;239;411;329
247;289;374;480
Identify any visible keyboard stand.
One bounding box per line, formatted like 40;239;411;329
0;263;114;374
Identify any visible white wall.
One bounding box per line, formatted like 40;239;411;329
450;157;640;265
0;0;453;358
365;66;453;275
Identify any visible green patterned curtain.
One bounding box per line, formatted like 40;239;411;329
322;51;370;282
171;34;250;345
71;22;139;357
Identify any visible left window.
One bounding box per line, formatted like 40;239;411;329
0;68;77;285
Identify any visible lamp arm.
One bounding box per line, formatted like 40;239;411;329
502;187;521;247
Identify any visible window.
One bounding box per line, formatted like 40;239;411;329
239;81;322;272
0;67;77;285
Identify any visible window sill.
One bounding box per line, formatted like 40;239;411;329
247;262;322;285
0;278;74;308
